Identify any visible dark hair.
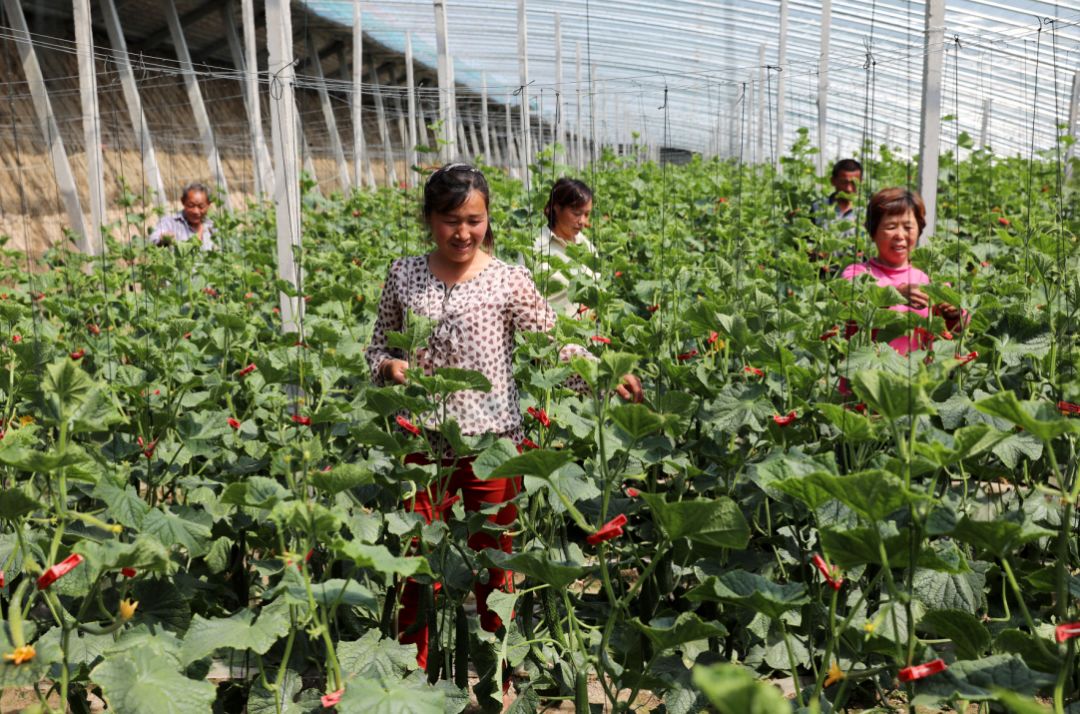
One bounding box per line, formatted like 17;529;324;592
867;187;926;238
831;159;863;178
544;178;593;230
180;181;211;204
423;163;494;249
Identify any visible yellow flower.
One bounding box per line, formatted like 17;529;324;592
119;599;139;621
18;415;33;426
824;660;845;687
3;645;35;665
864;621;877;634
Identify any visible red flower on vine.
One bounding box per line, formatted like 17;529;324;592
646;304;659;313
121;567;137;578
956;351;978;365
237;363;257;377
625;486;640;498
677;349;698;362
1055;622;1080;642
811;553;843;590
87;324;101;336
707;331;720;345
1058;401;1080;417
587;514;628;546
11;335;20;344
395;415;421;437
997;216;1010;227
203;287;218;298
321;689;344;707
773;411;798;426
527;407;551;428
69;349;85;361
744;366;764;377
820;326;839;341
227;417;241;430
136;436;157;459
591;335;611;345
291;414;312;426
37;554;84;590
519;437;539;451
898;659;947;682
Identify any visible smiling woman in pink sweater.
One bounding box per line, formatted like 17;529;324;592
841;188;964;355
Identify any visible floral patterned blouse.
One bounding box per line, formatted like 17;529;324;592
366;255;591;438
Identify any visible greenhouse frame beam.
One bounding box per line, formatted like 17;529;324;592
135;0;220;53
266;0;304;335
101;0;167;208
405;32;419;187
3;0;89;248
223;0;274;197
75;0;106;253
163;0;230;203
371;68;397;186
306;33;351;190
433;0;456;161
816;0;831;176
917;0;945;243
775;0;788;170
1068;71;1079;180
517;0;531;188
352;1;374;189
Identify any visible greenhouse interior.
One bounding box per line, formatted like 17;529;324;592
0;0;1078;712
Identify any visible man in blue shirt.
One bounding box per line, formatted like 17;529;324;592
815;159;862;231
150;182;215;250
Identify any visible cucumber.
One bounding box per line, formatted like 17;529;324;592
541;587;566;650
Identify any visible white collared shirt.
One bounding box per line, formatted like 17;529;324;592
522;226;599;316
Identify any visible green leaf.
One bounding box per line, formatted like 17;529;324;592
40;357;93;424
485;449;574;481
918;609;991;659
337;541;432;578
338;630;420;680
0;488;42;519
691;663;789;714
478;548;586;590
609;403;663;441
993;629;1061;673
472;439;521;480
974;391;1077;442
775;470;925;522
179;607;291;664
639;493;750;549
851;369;936;421
336;676;444;713
993;690;1052;714
951;515;1053;558
686;570;808;619
311;463;374;494
92;645;217;713
910;654;1054;705
818;403;878;442
631;612;727;653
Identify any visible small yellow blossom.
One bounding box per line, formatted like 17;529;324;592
824;660;845;687
864;621;877;634
119;599;139;621
3;645;35;665
18;415;34;426
109;524;123;534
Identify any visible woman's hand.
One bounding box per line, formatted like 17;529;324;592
896;283;929;310
934;303;962;322
381;359;410;385
617;374;644;403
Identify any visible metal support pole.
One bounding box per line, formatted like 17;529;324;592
225;0;274;196
163;0;229;202
505;92;516;176
776;0;789;170
352;0;370;188
405;32;418;185
1066;71;1079;180
75;0;105;252
306;33;350;190
481;72;492;162
266;0;303;334
555;12;565;161
433;0;456;160
756;45;765;166
517;0;531;190
916;0;945;243
816;0;831;177
590;65;598;166
575;42;583;171
370;69;397;186
3;0;89;248
979;97;992;149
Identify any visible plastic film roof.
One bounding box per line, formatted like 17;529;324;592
304;0;1080;163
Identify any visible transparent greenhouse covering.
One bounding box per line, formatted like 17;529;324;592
305;0;1080;163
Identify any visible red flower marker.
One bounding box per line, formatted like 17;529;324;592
707;331;719;345
244;292;255;300
395;415;421;437
1055;622;1080;642
37;553;84;590
87;324;101;336
69;349;85;361
587;514;628;546
614;271;623;278
898;658;947;682
202;287;218;298
121;567;137;578
0;570;4;588
997;216;1010;227
182;332;192;340
718;197;728;204
811;554;843;590
820;326;839;341
939;330;954;341
1058;401;1080;417
237;363;257;377
744;366;764;377
527;407;551;428
11;335;20;344
136;436;157;459
773;410;798;426
321;689;344;707
646;304;659;313
625;486;640;498
677;349;698;362
576;304;590;316
227;417;241;430
956;351;978;365
291;414;312;426
591;335;611;345
519;437;539;451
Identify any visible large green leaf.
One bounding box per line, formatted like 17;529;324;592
312;463;375;494
337;541;432;578
817;402;878;442
0;488;42;519
631;612;728;653
336;676;444;714
911;654;1054;705
951;515;1053;558
478;548;586;590
639;493;750;549
691;663;789;714
338;630;420;680
609;403;664;441
852;369;936;421
179;606;291;664
918;609;991;659
484;448;575;480
685;570;808;619
775;469;925;522
92;645;217;713
974;391;1077;442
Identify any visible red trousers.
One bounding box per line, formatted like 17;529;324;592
398;454;521;670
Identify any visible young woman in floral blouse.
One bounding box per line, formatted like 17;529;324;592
365;163;642;673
